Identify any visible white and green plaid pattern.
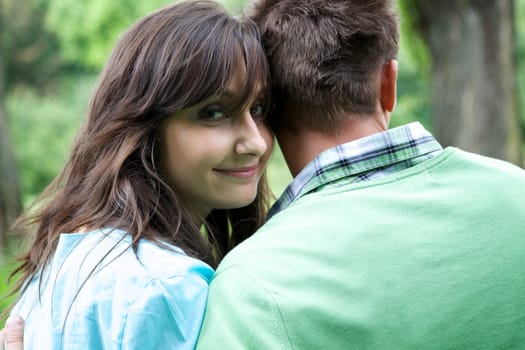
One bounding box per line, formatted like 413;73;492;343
267;122;443;220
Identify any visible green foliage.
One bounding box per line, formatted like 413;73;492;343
391;1;432;130
0;258;18;320
43;0;251;69
1;0;62;90
0;238;22;322
7;76;97;205
219;0;247;14
397;0;431;72
45;0;172;69
267;146;292;198
393;32;432;130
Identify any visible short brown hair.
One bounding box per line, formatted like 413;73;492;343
247;0;400;132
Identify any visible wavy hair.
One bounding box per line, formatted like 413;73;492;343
7;0;272;305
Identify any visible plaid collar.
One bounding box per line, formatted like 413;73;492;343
267;122;443;220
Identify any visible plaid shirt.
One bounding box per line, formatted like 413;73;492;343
267;122;443;220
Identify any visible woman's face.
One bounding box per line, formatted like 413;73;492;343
159;70;274;218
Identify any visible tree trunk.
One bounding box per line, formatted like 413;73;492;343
0;49;22;257
411;0;522;165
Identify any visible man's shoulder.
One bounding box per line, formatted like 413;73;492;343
440;148;525;187
447;148;524;172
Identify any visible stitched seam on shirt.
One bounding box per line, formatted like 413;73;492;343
217;265;294;350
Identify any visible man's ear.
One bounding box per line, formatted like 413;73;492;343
380;59;398;113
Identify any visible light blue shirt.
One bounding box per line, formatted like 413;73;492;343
11;228;214;349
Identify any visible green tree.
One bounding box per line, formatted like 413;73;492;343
44;0;250;70
2;0;63;89
0;0;20;255
0;0;65;255
0;62;21;258
45;0;172;69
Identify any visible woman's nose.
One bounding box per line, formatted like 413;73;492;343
234;111;268;157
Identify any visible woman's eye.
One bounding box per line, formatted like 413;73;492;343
250;103;267;119
198;107;227;121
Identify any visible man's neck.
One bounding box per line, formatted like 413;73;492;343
277;115;389;177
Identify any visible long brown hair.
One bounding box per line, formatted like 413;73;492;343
8;0;272;304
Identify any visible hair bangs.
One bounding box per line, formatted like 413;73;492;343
229;20;271;113
175;16;270;114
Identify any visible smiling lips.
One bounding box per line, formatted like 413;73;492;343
213;165;259;179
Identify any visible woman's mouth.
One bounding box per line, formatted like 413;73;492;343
213;165;259;179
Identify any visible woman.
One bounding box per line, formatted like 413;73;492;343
4;1;273;348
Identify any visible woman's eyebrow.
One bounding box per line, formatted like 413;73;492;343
209;86;265;106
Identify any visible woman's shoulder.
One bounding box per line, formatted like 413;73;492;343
136;237;215;283
29;229;214;349
59;228;214;287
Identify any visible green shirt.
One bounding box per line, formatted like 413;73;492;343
196;127;525;349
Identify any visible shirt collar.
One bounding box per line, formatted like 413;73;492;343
267;122;443;220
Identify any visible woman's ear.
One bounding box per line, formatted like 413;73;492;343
380;59;398;113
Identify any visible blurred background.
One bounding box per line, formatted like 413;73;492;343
1;0;524;314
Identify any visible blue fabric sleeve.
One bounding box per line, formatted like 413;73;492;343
122;275;209;350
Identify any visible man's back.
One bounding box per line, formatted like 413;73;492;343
197;147;525;349
196;1;525;348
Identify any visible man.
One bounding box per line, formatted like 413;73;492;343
196;0;525;348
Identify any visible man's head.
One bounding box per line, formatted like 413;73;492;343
247;0;400;134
